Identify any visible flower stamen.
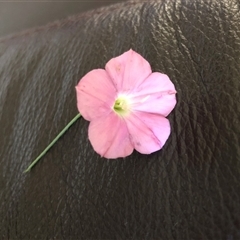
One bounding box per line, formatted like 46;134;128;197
113;96;130;116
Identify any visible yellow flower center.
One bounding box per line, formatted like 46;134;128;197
113;95;131;116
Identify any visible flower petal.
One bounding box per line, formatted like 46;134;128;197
88;112;133;158
125;111;171;154
105;49;152;92
76;69;117;121
130;72;177;116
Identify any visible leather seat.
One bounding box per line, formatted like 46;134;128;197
0;0;239;239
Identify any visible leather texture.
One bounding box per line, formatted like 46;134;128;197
0;0;240;239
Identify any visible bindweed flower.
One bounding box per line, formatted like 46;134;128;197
76;49;177;158
24;49;177;172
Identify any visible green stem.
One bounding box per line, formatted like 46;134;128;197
24;113;81;173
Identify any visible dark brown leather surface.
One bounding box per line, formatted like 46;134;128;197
0;0;240;239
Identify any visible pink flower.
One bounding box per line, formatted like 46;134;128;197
76;49;177;158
